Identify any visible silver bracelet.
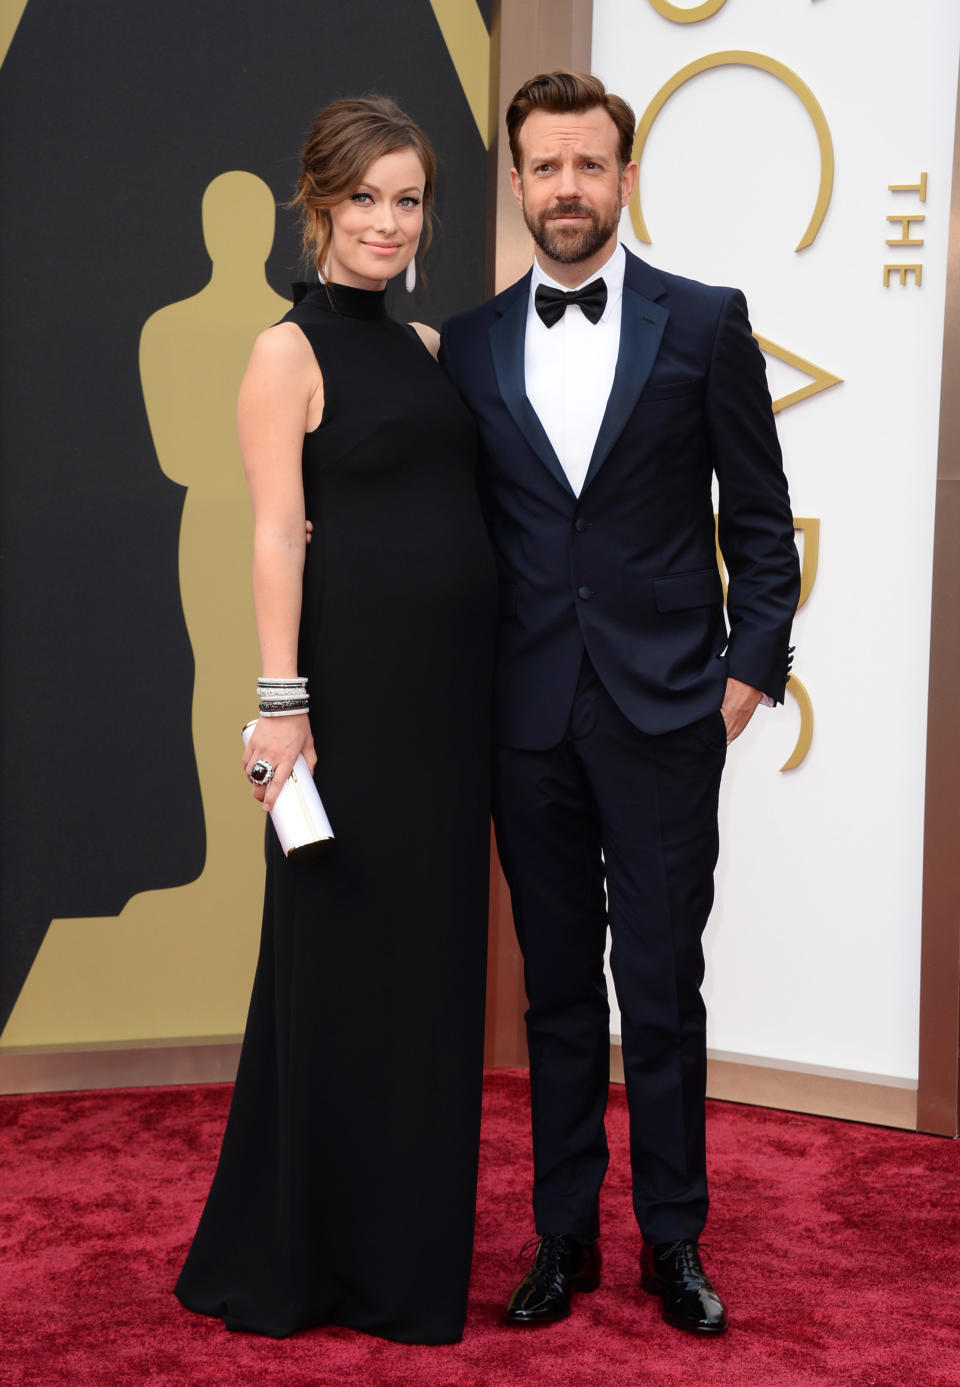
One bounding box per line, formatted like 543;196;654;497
256;675;309;715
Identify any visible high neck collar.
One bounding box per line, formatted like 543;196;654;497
291;279;388;320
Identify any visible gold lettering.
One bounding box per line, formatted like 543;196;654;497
793;518;820;610
885;214;925;246
754;336;842;414
889;172;927;202
713;524;815;772
883;264;923;287
427;0;493;148
1;3;28;70
715;516;820;609
715;519;817;772
630;52;834;252
714;516;727;603
781;674;813;772
646;0;729;20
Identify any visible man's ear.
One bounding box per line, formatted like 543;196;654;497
620;160;639;206
510;167;523;206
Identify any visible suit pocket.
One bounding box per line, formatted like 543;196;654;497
640;377;705;403
654;567;724;612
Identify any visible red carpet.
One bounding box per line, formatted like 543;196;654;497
2;1070;959;1386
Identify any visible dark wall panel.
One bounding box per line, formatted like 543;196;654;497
0;0;489;1030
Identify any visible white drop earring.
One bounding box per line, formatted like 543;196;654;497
405;254;417;293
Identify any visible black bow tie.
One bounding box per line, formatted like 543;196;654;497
535;277;608;328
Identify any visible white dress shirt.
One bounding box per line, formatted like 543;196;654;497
524;242;626;497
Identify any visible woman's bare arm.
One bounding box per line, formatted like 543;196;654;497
238;322;322;811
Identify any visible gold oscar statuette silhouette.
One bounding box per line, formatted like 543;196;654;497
1;172;291;1047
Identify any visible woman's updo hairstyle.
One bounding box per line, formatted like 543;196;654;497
291;95;437;276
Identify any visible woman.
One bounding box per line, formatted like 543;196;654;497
175;97;497;1344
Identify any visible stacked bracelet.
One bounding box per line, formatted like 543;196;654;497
257;676;309;718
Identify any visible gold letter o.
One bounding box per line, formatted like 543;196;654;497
629;50;834;253
647;0;729;21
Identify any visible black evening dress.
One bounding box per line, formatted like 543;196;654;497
175;281;497;1344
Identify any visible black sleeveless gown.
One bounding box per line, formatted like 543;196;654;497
175;281;497;1343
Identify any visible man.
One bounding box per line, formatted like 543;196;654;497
441;71;800;1335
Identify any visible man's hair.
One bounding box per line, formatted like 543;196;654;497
506;70;636;172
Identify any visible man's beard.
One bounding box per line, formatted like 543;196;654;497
524;190;621;264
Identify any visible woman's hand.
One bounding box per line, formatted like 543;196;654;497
242;712;318;813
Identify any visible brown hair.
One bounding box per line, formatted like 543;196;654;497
506;70;636;172
290;95;437;273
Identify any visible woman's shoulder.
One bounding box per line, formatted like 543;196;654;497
408;322;440;359
240;321;322;406
248;320;318;370
255;319;314;352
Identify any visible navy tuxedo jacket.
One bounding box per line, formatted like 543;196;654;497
441;248;801;750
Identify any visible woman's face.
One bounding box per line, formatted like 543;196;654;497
326;147;426;290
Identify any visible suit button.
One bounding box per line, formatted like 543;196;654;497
574;517;589;533
577;585;593;600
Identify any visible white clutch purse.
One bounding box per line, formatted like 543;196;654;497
241;721;334;859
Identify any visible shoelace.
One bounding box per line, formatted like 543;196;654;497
518;1234;575;1283
658;1239;711;1258
657;1240;714;1289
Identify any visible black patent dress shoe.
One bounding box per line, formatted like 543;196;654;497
505;1234;601;1325
640;1239;729;1334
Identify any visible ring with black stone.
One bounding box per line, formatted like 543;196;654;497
248;759;276;787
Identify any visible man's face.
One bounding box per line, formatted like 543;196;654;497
510;106;637;266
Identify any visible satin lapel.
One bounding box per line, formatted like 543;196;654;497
581;286;669;493
488;290;576;500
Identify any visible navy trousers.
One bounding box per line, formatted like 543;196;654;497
493;656;727;1245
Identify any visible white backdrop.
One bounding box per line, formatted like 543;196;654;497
593;0;960;1081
